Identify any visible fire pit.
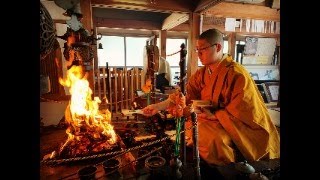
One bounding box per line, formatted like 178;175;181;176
40;64;127;179
41;65;121;164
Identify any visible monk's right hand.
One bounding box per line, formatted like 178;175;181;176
142;105;159;117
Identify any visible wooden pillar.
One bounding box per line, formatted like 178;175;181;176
228;32;236;59
200;14;204;34
159;30;167;58
92;26;99;97
92;26;99;71
80;0;94;96
187;13;201;79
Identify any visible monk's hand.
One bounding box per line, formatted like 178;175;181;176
183;104;194;117
197;108;218;121
142;105;159;117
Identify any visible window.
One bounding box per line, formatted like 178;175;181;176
223;40;229;54
166;38;187;66
98;36;124;66
164;38;187;86
98;36;148;67
126;37;148;67
97;36;189;86
235;40;246;62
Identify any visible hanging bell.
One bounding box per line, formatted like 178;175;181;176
98;43;103;49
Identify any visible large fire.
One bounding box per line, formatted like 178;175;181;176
56;64;117;158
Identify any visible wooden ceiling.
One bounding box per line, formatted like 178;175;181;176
91;0;280;35
91;0;200;13
42;0;280;36
205;2;280;21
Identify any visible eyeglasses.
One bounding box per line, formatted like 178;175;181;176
195;43;218;54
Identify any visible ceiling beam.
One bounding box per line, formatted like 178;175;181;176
162;13;189;30
272;0;280;9
171;23;189;32
94;17;161;30
97;27;155;36
205;2;280;21
91;0;193;14
194;0;224;13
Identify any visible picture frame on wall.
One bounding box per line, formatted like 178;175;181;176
244;65;279;81
262;82;279;103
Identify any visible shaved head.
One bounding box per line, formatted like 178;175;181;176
198;29;224;49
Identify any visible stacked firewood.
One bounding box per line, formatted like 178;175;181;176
58;130;118;158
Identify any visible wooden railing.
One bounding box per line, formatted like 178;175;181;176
94;67;145;116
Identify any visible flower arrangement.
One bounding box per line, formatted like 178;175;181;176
142;78;152;105
166;89;186;157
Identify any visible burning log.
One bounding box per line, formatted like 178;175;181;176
57;102;118;159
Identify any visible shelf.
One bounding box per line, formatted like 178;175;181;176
236;32;279;40
242;64;278;67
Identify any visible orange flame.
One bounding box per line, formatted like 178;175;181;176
59;65;117;149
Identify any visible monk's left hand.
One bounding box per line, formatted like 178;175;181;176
197;108;218;121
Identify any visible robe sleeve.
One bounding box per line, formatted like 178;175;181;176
186;68;204;105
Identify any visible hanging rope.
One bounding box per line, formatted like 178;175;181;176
166;49;181;57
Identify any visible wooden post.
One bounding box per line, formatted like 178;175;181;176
92;27;99;71
187;13;201;79
114;69;118;114
179;43;187;166
228;32;236;59
159;30;167;58
80;0;94;97
146;40;156;104
96;68;101;99
135;67;139;92
107;67;112;114
141;69;145;90
120;70;124;110
102;68;107;102
124;68;129;109
191;112;201;180
130;70;134;106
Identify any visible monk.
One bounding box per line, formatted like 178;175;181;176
142;28;280;166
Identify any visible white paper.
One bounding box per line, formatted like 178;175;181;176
121;109;144;116
225;18;236;32
269;85;279;101
246;19;251;32
275;22;280;34
242;56;257;64
255;38;276;64
251;20;255;32
256;38;276;56
255;20;265;33
271;21;275;33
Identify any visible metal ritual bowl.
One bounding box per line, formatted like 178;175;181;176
77;165;97;180
145;156;166;170
145;156;167;178
102;158;121;176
